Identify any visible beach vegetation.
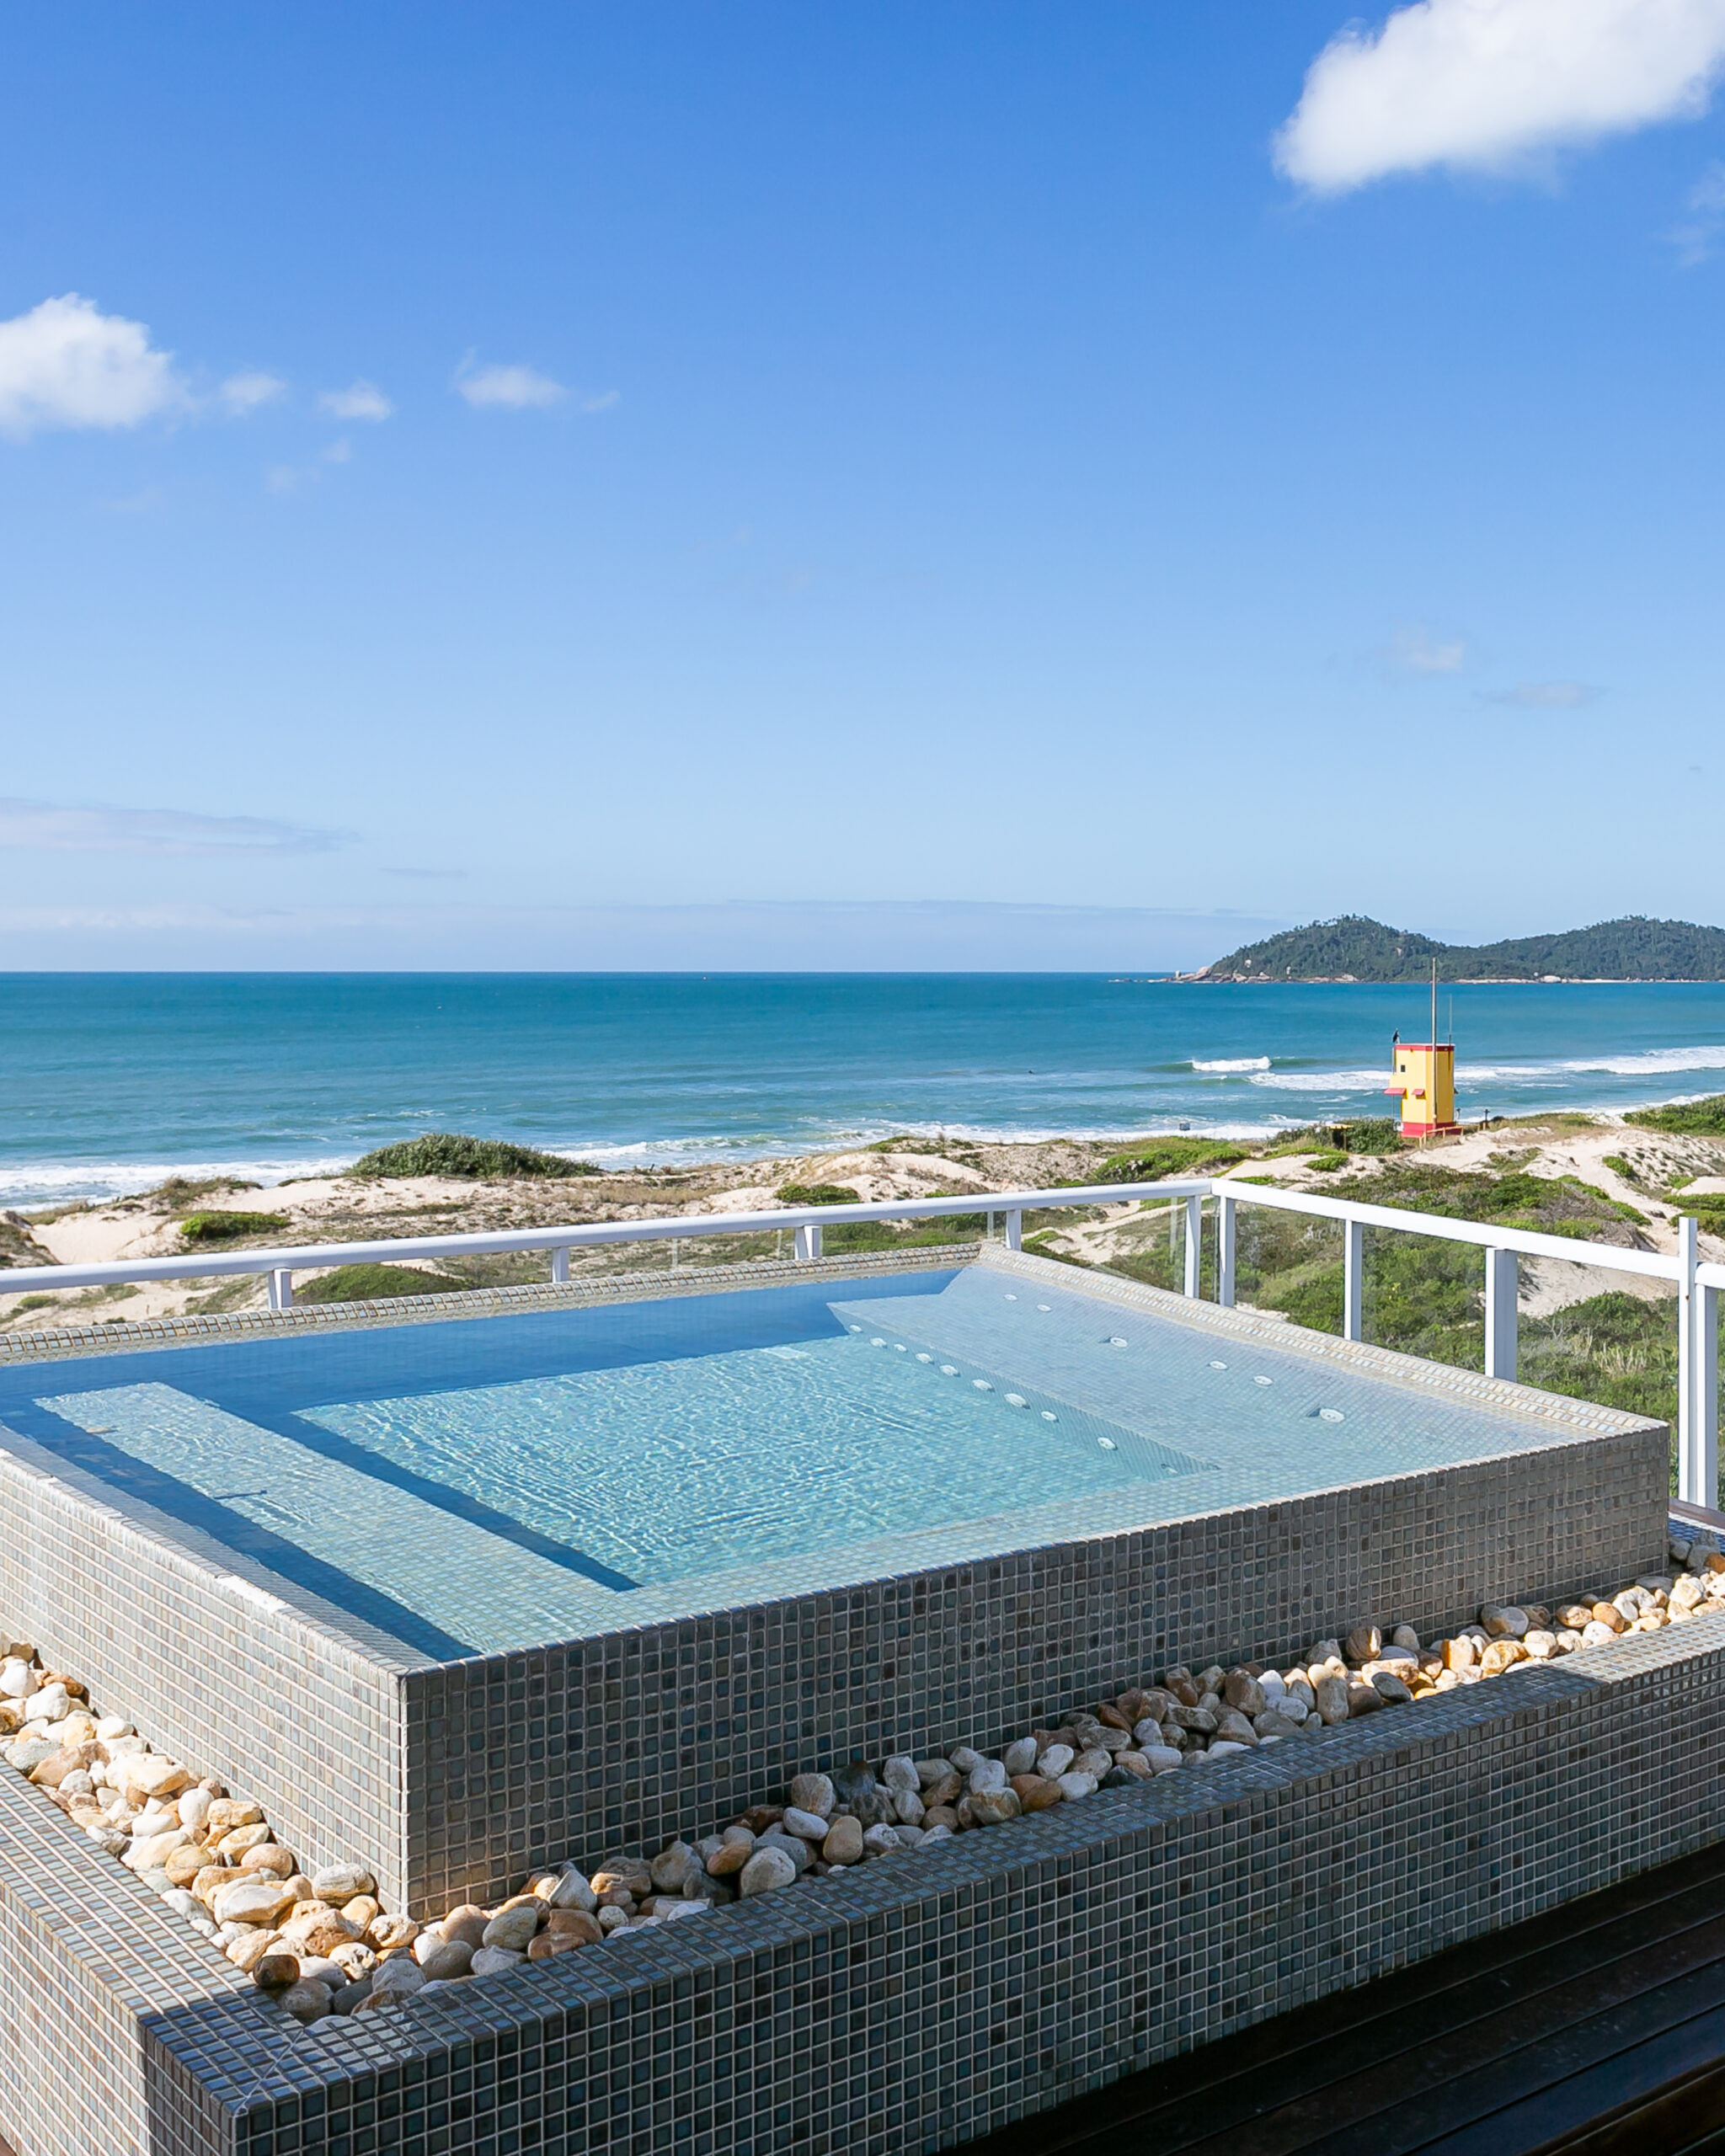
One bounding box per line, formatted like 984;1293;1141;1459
1096;1138;1247;1182
1306;1151;1348;1172
294;1263;467;1304
1626;1093;1725;1137
775;1182;862;1207
349;1134;601;1180
142;1176;261;1210
179;1210;291;1244
1266;1118;1405;1158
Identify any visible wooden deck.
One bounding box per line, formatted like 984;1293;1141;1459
962;1844;1725;2156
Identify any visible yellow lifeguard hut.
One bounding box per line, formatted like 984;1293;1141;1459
1385;1038;1459;1139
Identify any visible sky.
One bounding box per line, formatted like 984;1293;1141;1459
3;0;1725;971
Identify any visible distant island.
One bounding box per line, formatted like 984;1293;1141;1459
1193;914;1725;984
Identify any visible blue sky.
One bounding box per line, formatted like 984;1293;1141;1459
3;1;1724;969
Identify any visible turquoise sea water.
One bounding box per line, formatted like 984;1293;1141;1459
3;972;1725;1205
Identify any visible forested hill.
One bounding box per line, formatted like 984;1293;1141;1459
1194;915;1725;982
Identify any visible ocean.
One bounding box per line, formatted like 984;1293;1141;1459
3;973;1724;1207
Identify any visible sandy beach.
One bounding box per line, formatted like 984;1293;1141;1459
3;1110;1720;1335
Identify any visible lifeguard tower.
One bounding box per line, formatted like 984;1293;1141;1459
1385;1037;1460;1139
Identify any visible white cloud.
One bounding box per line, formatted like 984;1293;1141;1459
1484;680;1602;706
1673;159;1725;261
217;371;285;415
1277;0;1725;195
456;359;565;408
321;438;351;464
318;378;393;421
579;388;621;413
0;797;350;855
0;293;184;438
1389;625;1467;674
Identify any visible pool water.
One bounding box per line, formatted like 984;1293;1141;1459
0;1266;1575;1657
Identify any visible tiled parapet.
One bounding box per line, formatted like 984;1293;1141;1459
115;1609;1725;2156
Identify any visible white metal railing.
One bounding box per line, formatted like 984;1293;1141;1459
1;1172;1714;1502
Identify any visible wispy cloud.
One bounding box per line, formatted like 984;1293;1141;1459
1277;0;1725;195
318;378;393;421
0;798;351;856
0;293;184;439
1386;625;1467;675
382;864;467;880
1482;680;1602;707
1672;159;1725;263
455;358;565;409
217;371;285;416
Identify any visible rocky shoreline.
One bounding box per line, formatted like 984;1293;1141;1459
5;1529;1718;2028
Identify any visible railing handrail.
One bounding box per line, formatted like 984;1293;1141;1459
0;1180;1208;1295
1213;1173;1682;1280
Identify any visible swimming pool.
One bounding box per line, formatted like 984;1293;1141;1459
0;1261;1617;1660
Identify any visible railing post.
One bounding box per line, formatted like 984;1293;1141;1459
268;1269;293;1312
551;1247;570;1284
1698;1278;1720;1516
1215;1193;1236;1308
1004;1209;1023;1252
793;1225;822;1261
1484;1245;1518;1382
1342;1217;1364;1342
1183;1194;1204;1299
1678;1216;1698;1502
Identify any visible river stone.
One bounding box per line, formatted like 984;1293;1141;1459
369;1913;419;1951
216;1876;302;1928
1255;1711;1309;1740
206;1798;264;1835
1035;1743;1075;1779
862;1822;906;1853
118;1754;193;1801
482;1904;543;1951
331;1976;375;2015
164;1843;209;1886
948;1746;983;1774
216;1823;274;1861
914;1758;954;1788
279;1980;331;2024
1370;1672;1414;1705
782;1806;830;1842
1314;1676;1350;1724
252;1950;300;1992
372;1954;429;1993
893;1787;926;1826
1140;1746;1184;1773
1002;1737;1039;1775
968;1758;1008;1796
760;1830;812;1874
545;1908;604;1945
1479;1640;1522;1675
1167;1705;1217;1733
1344;1625;1381;1664
227;1927;286;1973
240;1843;297;1879
1523;1630;1558;1659
830;1760;878;1806
880;1755;920;1796
330;1941;379;1980
177;1786;212;1834
127;1828;192;1874
650;1840;702;1890
7;1738;59;1774
1222;1671;1265;1716
1007;1772;1060;1812
740;1846;798;1897
312;1862;376;1904
708;1837;755;1877
1481;1604;1529;1639
1209;1739;1252;1758
789;1771;836;1815
468;1945;524;1978
415;1937;475;1979
1100;1763;1142;1789
526;1929;588;1961
921;1771;963;1808
1214;1709;1257;1745
1055;1771;1097;1801
967;1788;1021;1825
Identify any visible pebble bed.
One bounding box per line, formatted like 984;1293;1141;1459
3;1530;1720;2029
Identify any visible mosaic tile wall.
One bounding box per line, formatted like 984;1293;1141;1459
0;1442;411;1909
114;1609;1725;2156
402;1412;1667;1912
0;1745;262;2156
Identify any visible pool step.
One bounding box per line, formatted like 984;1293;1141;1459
960;1843;1725;2156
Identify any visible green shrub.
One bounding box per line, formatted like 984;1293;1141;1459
775;1182;862;1207
350;1134;601;1180
294;1263;467;1304
179;1211;291;1244
1307;1151;1348;1172
1097;1138;1247;1182
1625;1094;1725;1136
